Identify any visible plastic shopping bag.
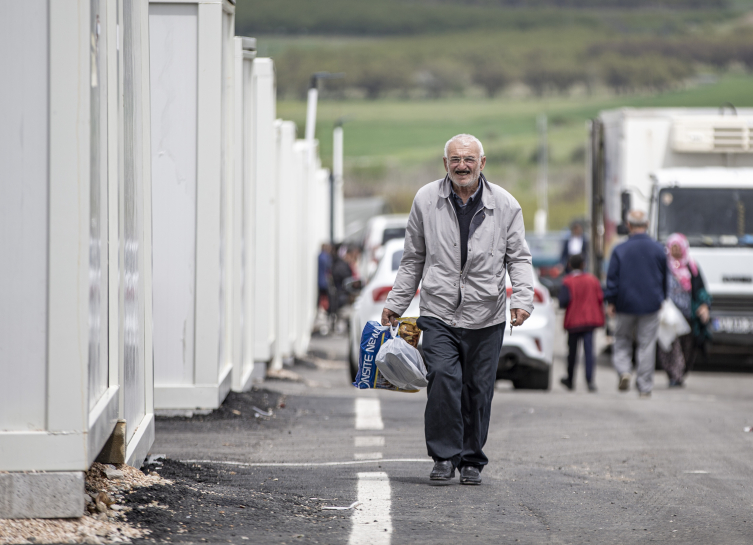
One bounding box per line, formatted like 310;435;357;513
354;321;419;392
396;317;422;348
375;325;428;390
657;298;692;351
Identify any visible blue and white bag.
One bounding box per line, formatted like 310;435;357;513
353;321;418;392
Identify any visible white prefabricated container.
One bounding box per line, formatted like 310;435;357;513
292;141;313;357
230;39;278;391
0;0;154;518
290;142;332;358
272;121;298;369
248;58;279;371
149;0;236;409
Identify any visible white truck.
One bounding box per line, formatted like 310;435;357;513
588;107;753;362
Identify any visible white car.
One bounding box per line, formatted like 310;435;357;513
359;214;410;282
348;238;556;389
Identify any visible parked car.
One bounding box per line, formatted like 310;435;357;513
348;238;556;389
358;214;409;282
526;230;568;298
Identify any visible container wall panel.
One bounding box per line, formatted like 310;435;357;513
123;0;146;439
240;55;255;378
0;1;49;431
251;59;277;363
273;122;297;365
232;41;257;389
88;0;110;411
218;9;234;376
149;3;198;385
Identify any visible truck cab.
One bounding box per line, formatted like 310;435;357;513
650;168;753;356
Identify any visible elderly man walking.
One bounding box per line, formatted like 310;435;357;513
604;210;667;398
381;134;534;485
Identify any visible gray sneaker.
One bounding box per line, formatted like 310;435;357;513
618;373;631;391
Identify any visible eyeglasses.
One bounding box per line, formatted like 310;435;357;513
448;156;478;166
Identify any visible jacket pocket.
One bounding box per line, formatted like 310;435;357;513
421;266;458;312
465;274;499;302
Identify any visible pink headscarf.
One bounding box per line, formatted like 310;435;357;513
666;233;698;292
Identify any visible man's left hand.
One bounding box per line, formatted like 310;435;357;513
510;308;530;328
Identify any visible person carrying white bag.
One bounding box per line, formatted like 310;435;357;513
657;233;712;388
381;134;534;485
375;324;428;390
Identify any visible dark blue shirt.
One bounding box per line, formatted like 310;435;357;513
604;233;667;314
450;179;484;271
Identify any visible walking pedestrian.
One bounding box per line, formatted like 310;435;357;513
558;254;604;392
561;221;588;273
658;233;712;387
604;210;667;398
381;134;534;485
317;243;332;311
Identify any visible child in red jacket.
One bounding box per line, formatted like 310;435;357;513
558;254;604;392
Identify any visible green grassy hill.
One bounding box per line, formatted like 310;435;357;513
236;0;753;229
279;75;753;229
236;0;739;36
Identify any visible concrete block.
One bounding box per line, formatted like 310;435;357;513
0;471;84;518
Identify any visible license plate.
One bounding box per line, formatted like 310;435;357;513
711;316;753;334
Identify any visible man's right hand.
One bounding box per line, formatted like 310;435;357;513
607;303;616;318
381;308;399;327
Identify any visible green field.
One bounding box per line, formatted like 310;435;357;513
239;0;753;230
277;74;753;229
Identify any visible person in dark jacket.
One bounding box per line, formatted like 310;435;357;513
604;210;667;398
331;245;354;314
558;254;604;392
317;243;332;311
658;233;712;387
561;221;588;273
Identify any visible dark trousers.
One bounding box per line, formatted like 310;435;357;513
567;329;594;384
416;316;505;471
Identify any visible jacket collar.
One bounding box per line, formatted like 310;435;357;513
439;173;496;209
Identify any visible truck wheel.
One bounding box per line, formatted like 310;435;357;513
512;367;551;390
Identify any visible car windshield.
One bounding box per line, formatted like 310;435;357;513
391;249;403;271
657;188;753;246
382;227;406;245
526;233;565;267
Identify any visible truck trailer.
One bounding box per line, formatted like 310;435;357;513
588;107;753;361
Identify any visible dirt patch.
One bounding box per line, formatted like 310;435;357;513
124;459;352;544
156;388;285;424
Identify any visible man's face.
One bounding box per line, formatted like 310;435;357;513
443;140;486;188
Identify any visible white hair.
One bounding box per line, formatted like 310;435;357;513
627;209;648;227
444;134;485;159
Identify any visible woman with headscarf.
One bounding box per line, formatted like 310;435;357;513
658;233;712;387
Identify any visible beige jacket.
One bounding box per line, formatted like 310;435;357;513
384;175;534;329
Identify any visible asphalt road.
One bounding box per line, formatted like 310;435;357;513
135;315;753;545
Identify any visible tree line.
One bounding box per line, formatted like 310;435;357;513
272;34;753;100
236;0;736;37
